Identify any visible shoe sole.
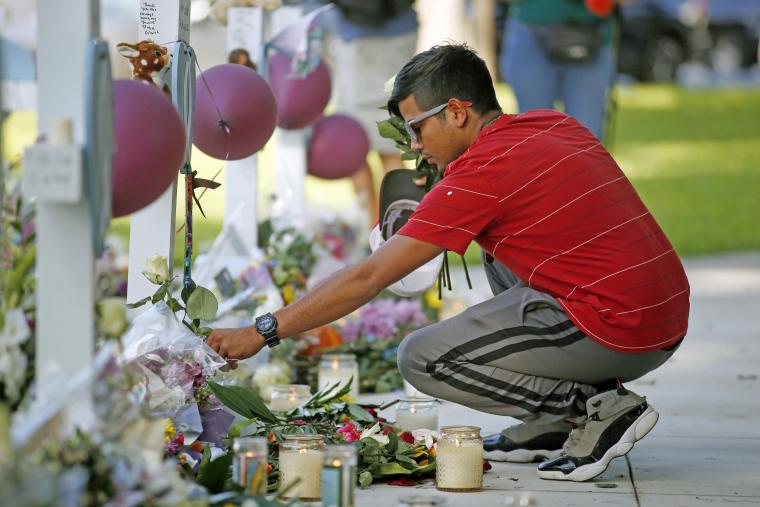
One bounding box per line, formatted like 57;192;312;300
537;406;659;482
484;448;563;463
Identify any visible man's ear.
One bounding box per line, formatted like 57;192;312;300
448;99;469;128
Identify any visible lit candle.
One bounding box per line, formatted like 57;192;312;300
269;384;311;411
396;398;439;431
232;437;268;495
279;434;325;500
435;426;483;492
321;444;357;507
318;354;359;399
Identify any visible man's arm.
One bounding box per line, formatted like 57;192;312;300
206;235;444;360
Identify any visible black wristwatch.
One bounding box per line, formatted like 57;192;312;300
255;312;281;348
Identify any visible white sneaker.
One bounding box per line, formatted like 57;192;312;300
537;388;658;482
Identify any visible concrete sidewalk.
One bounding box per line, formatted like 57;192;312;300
355;251;760;507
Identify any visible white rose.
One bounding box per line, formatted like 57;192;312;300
384;74;397;97
142;254;170;285
97;297;128;338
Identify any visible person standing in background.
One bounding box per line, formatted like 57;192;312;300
500;0;625;140
318;1;418;224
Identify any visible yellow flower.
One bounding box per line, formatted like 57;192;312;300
338;394;356;403
425;286;442;309
165;418;176;441
282;284;297;305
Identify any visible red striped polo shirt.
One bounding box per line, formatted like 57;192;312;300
398;110;689;353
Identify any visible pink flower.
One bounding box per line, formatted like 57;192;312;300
366;408;378;418
337;422;362;443
292;419;306;426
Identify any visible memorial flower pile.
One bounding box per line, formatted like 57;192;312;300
209;379;439;489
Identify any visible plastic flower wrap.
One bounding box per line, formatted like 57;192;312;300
122;303;227;414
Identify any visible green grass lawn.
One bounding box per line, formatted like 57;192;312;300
4;84;760;264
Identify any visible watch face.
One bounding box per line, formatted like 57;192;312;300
257;314;276;333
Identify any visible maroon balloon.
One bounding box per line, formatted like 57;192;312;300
112;79;185;218
193;64;277;160
268;52;331;130
307;114;370;180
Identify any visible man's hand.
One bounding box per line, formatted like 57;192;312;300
207;327;264;361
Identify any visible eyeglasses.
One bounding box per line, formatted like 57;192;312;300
404;103;447;144
404;101;472;144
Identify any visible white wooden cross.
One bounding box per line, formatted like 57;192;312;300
270;5;308;222
126;0;192;305
24;0;110;385
224;6;265;251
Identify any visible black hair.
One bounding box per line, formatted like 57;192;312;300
388;43;501;118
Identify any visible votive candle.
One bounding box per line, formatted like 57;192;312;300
435;425;483;492
321;444;357;507
318;354;359;398
269;384;311;411
396;398;439;431
279;434;325;500
232;437;268;495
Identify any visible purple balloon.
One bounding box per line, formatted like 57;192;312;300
307;114;370;180
112;80;185;218
193;64;277;160
268;52;331;130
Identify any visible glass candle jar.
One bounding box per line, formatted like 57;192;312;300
321;444;358;507
232;437;268;495
396;398;439;431
435;425;483;492
318;354;359;399
279;434;325;500
269;384;311;411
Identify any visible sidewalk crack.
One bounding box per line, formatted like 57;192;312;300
626;455;641;507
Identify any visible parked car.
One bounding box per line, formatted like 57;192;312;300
706;0;760;74
618;0;696;81
618;0;760;81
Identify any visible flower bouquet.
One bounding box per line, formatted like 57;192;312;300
208;379;439;489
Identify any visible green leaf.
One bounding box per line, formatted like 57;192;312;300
394;453;418;469
358;470;374;488
197;326;213;338
377;120;407;144
347;404;375;423
196;447;233;494
401;150;419;161
386;431;399;454
227;418;256;438
125;296;151;309
411;458;436;476
376;462;414;476
150;280;171;303
166;297;183;313
186;286;218;320
208;382;279;424
180;280;197;304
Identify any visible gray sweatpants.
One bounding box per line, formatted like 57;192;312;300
397;256;677;424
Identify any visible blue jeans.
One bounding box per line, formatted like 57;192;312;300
500;18;615;140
